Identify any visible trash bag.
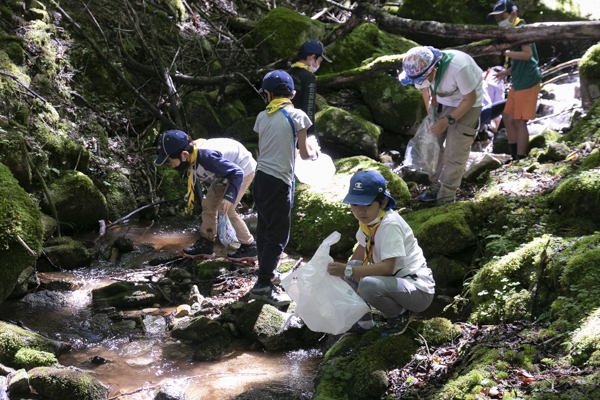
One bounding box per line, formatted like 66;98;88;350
217;211;238;246
281;231;370;334
403;113;440;177
294;153;336;189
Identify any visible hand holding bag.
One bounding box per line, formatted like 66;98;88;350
403;112;440;177
281;231;370;334
217;211;238;246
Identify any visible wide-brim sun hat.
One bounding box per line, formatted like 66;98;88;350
154;130;189;166
398;46;443;86
343;170;396;210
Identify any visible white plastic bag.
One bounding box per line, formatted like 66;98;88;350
217;211;238;246
294;153;336;189
281;231;370;334
403;114;440;177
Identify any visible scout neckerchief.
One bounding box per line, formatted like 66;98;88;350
504;17;524;68
184;138;207;215
290;61;311;71
266;98;293;115
359;209;386;265
430;52;455;120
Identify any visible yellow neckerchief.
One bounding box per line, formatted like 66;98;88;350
185;138;207;215
359;209;386;265
290;61;311;71
266;98;294;115
504;17;523;67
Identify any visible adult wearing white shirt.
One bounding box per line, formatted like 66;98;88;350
399;46;483;205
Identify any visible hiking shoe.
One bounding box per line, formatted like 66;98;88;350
181;237;215;260
418;191;438;202
226;241;258;263
381;310;413;337
249;283;291;307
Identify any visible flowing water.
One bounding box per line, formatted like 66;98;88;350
0;218;321;399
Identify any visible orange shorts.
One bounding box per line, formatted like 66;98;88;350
504;83;541;121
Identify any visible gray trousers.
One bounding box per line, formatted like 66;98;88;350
431;106;482;203
344;274;434;320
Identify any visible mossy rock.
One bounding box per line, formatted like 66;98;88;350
0;163;42;304
315;106;382;159
358;74;426;136
319;22;417;75
581;148;600;170
427;255;469;295
236;302;284;343
192;260;234;280
289;156;410;256
529;129;560;149
548;170;600;225
14;348;58;370
37;236;91;271
91;282;161;309
403;202;476;257
41;171;109;231
171;316;223;343
0;321;63;366
248;7;328;64
29;366;109;400
560;93;600;143
421;318;463;346
579;44;600;82
98;171;137;220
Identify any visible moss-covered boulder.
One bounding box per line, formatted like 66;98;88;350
560;91;600;143
314;327;420;399
316;106;382;159
290;156;410;255
469;236;565;325
170;316;224;342
191;260;234;280
427;255;469;296
29;366;109;400
14;348;58;370
358;74;426;136
91;282;161;309
0;163;43;304
41;171;109;231
236;302;298;351
0;321;63;366
319;22;417;75
421;318;463;346
581;148;600;170
529;129;560;149
248;7;328;64
548;170;600;226
36;236;91;271
403;202;477;257
578;44;600;109
98;171;137;221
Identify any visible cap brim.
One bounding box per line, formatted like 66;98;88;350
399;70;428;86
343;193;377;206
384;193;396;210
154;152;168;166
487;10;503;19
321;54;332;62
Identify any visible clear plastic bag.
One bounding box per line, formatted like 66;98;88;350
217;211;238;246
281;231;370;334
403;113;440;177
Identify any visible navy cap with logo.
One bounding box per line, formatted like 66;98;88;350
299;39;332;62
487;0;518;19
259;70;295;94
154;130;190;166
343;170;396;210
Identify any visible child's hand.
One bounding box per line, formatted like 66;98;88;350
327;262;345;277
221;199;233;215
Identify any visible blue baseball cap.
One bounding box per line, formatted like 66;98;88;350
259;70;295;94
487;0;518;19
343;170;396;210
299;39;332;62
154;130;190;166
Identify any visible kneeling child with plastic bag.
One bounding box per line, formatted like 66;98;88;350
325;170;436;337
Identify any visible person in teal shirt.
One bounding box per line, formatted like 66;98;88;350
488;0;543;162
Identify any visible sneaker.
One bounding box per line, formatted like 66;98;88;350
249;283;291;307
226;241;258;263
418;191;438;202
181;237;215;260
381;310;413;337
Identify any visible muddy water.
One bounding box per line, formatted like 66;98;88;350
0;217;321;399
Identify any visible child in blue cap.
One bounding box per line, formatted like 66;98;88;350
249;70;319;307
327;170;435;336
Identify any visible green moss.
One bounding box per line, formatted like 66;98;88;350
581;148;600;170
421;318;462;346
549;170;600;225
578;44;600;82
529;129;560;149
29;367;109;400
14;348;57;370
192;260;232;280
560;96;600;143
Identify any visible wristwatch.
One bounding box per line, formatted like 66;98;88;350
344;264;354;277
446;115;456;125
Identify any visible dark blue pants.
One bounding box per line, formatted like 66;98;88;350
252;170;292;286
